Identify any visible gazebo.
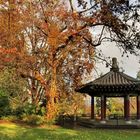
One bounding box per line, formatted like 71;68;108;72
76;58;140;124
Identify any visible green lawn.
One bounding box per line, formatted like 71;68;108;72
0;122;140;140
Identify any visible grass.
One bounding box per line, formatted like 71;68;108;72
0;122;140;140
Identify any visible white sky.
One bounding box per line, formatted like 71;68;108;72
96;42;140;78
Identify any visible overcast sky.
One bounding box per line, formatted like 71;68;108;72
95;42;140;78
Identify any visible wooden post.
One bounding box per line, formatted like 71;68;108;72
137;95;140;121
125;95;131;123
104;97;106;119
101;95;105;121
124;96;126;119
91;96;94;120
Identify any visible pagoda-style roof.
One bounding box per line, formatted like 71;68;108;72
76;58;140;97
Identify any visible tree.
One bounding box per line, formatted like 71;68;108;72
16;0;95;121
72;0;140;53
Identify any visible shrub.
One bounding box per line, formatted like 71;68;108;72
13;103;38;117
23;104;36;115
0;90;11;117
13;106;25;117
1;115;18;122
37;106;46;116
22;115;45;125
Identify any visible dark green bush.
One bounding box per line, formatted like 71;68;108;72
0;90;11;117
14;103;46;116
13;106;25;117
22;114;45;125
23;103;37;115
37;106;46;116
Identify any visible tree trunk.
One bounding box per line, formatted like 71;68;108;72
45;65;57;121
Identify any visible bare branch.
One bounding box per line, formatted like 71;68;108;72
69;0;74;12
79;2;99;14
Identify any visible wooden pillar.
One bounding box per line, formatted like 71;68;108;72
104;97;106;119
101;95;105;121
124;95;130;121
91;96;94;119
124;97;126;119
137;95;140;120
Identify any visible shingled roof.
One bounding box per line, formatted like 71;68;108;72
76;58;140;96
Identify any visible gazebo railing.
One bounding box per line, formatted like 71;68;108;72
108;114;138;120
79;114;139;121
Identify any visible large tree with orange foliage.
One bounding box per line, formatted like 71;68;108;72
22;1;95;120
0;0;139;121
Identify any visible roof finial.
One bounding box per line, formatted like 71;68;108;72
110;57;119;72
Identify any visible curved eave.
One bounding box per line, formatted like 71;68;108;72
76;82;140;96
75;84;90;93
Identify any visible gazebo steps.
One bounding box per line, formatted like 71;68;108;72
95;125;140;129
77;119;140;129
77;121;95;128
77;122;140;129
